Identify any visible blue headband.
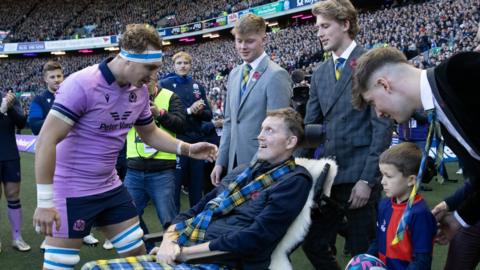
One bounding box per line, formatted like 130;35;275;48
119;49;162;63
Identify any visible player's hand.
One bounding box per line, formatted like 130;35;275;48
210;165;224;186
348;180;371;209
33;207;61;236
154;240;180;264
188;142;217;162
435;212;461;245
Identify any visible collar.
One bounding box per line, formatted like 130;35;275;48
244;51;268;71
332;40;357;62
99;57;116;85
420;70;434;111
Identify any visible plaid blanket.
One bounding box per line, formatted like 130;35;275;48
81;255;229;270
174;158;296;246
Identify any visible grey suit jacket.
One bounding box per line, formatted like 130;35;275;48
217;56;292;172
305;46;392;185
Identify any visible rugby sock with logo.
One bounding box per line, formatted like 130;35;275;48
8;200;22;240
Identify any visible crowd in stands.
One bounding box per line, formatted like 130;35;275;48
0;0;478;120
1;0;276;42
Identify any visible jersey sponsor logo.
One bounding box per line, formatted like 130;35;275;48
101;111;134;131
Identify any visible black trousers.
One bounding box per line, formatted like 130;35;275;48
444;223;480;270
302;183;379;270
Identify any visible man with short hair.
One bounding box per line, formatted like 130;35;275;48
351;46;480;246
33;24;217;270
28;61;64;135
302;0;392;268
83;107;312;270
210;13;292;185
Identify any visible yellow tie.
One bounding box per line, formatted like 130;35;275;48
240;64;252;97
335;57;346;81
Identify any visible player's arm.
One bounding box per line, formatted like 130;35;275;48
35;113;72;184
33;113;72;236
135;121;217;162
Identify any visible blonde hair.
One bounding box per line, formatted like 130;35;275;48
231;13;266;36
172;51;192;63
312;0;359;39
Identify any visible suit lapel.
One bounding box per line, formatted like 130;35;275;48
230;66;242;114
427;68;480;155
324;46;362;115
238;56;269;111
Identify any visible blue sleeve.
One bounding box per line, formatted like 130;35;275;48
209;174;312;254
405;253;433;270
409;209;437;254
28;101;45;135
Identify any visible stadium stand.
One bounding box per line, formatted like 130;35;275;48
0;0;478;118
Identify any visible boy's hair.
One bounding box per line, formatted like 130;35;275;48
172;51;192;63
352;47;408;110
379;142;421;177
42;61;63;77
119;24;162;52
231;13;266;36
267;108;304;146
312;0;359;39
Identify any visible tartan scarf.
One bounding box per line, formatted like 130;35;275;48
174;158;296;246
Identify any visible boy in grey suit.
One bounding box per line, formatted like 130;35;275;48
302;0;392;269
211;14;292;185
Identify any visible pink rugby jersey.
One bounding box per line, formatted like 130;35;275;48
50;59;153;197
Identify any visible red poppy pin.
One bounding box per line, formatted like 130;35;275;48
250;190;260;200
252;71;262;81
349;59;357;69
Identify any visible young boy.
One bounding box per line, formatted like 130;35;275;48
367;142;436;270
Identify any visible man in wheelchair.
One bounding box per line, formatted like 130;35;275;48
83;108;313;270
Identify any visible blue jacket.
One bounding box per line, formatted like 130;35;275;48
173;161;312;270
28;90;55;135
160;73;212;142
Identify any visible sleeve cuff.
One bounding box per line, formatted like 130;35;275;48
454;211;471;228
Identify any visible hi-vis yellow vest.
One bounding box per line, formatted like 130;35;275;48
126;89;176;160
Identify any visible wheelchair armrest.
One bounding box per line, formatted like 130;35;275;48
182;250;236;264
143;232;164;245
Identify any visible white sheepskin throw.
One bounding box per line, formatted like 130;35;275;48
268;158;338;270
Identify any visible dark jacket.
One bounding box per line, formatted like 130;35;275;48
427;51;480;225
0;98;26;161
28;89;55;135
160;73;212;142
173;160;312;270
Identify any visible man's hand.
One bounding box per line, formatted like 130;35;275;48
435;212;461;245
210;165;224;186
153;240;181;264
213;119;223;128
189;142;217;162
33;207;61;236
431;201;449;220
5;91;15;109
348;180;371;209
189;100;205;114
